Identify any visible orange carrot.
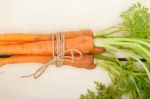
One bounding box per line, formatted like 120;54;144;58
0;47;104;58
0;54;96;69
0;41;27;45
91;47;105;54
0;36;94;55
0;30;92;42
0;42;105;54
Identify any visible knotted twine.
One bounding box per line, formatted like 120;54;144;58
21;32;82;79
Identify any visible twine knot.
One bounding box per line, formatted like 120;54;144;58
21;32;82;79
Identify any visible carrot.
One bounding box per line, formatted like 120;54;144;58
0;47;105;56
0;42;105;55
91;47;105;54
0;36;94;55
0;30;92;42
0;54;96;69
0;47;104;58
0;41;27;45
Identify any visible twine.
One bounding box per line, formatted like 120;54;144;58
21;32;82;79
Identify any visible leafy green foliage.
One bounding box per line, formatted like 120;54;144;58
120;2;150;38
82;2;150;99
80;82;122;99
80;55;150;99
94;2;150;38
80;90;97;99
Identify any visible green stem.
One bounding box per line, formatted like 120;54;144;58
104;42;150;63
129;75;140;96
99;29;124;37
94;25;122;37
94;38;150;63
94;44;150;80
94;38;150;49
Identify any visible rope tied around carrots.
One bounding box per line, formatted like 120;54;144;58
21;32;82;79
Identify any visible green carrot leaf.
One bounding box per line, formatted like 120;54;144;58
120;2;150;38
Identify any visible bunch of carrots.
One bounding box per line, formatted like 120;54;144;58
0;2;149;99
0;30;105;69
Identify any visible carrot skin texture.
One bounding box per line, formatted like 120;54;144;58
0;42;27;45
0;36;94;55
0;54;96;69
0;30;93;42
